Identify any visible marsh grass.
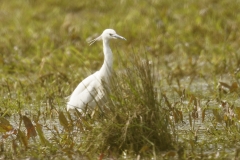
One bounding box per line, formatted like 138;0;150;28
80;53;173;157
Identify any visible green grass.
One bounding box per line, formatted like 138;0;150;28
1;0;240;159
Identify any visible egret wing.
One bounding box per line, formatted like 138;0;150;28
67;72;104;111
67;83;99;111
68;71;99;99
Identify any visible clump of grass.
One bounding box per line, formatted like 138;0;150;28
82;53;174;157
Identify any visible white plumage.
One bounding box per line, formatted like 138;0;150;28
67;29;126;112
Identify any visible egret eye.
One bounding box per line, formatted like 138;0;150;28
109;33;113;36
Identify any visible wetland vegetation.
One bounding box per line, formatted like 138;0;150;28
1;0;240;159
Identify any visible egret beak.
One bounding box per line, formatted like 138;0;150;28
113;34;126;40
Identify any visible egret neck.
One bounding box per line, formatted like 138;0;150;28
99;39;113;83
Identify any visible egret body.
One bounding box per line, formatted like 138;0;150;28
67;29;126;112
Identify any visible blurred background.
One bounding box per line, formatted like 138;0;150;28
1;0;239;77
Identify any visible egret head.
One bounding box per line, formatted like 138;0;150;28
89;29;126;45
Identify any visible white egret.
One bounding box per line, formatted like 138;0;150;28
67;29;126;112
